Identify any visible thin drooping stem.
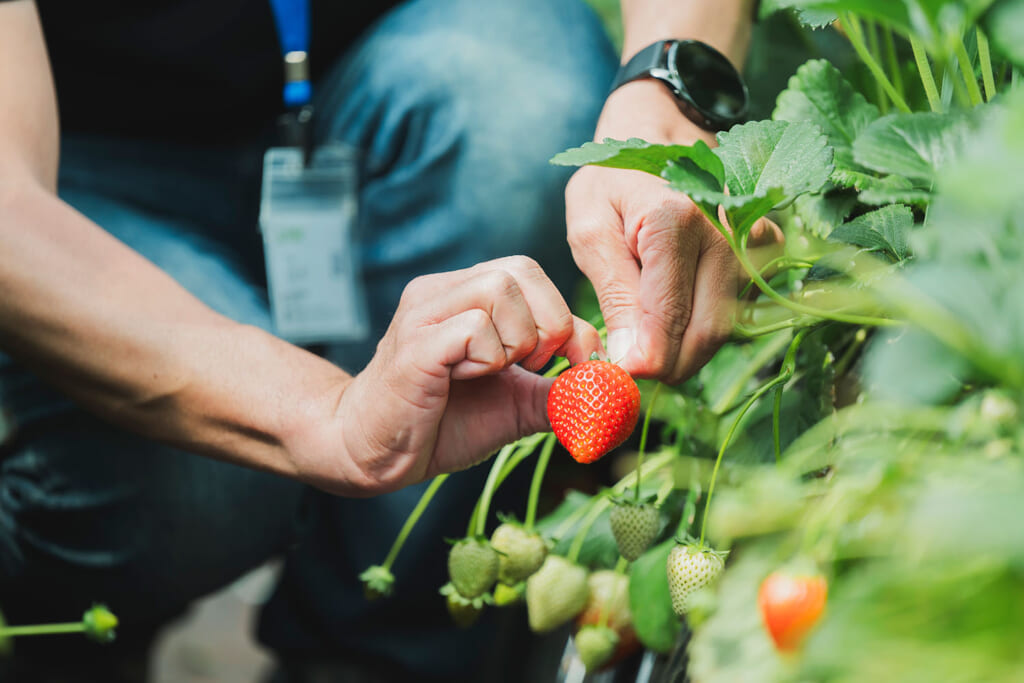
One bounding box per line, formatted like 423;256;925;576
383;474;449;569
634;383;662;503
0;623;87;637
699;329;809;547
772;383;785;464
882;26;904;101
841;14;911;113
865;20;888;112
524;433;558;531
954;36;983;106
473;443;518;537
567;498;609;564
976;28;996;102
910;36;943;112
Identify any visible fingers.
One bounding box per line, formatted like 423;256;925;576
396;256;601;379
618;198;704;381
566;168;643;363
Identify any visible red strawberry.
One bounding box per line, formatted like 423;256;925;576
758;571;828;651
547;360;641;464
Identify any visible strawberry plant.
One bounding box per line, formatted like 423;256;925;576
359;0;1024;678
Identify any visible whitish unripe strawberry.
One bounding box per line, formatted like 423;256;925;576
574;625;619;672
490;522;548;585
609;501;660;561
666;544;726;616
448;538;500;599
526;555;590;633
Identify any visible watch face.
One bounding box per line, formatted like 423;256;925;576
673;41;747;125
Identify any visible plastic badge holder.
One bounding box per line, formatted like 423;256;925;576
259;144;369;344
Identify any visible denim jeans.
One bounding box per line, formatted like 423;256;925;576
0;0;615;677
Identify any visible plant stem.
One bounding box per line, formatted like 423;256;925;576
524;434;557;531
772;383;785;464
473;443;518;537
382;474;448;570
954;36;983;106
976;28;996;101
634;384;662;503
865;21;888;112
910;36;943;112
882;26;904;102
567;497;609;564
841;14;911;113
728;230;896;327
698;329;810;547
0;623;86;637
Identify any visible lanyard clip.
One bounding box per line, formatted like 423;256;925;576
278;104;315;167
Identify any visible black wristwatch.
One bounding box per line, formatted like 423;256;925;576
610;40;749;132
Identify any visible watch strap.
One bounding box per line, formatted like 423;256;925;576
610;41;671;93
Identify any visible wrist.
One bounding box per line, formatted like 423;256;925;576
595;80;718;147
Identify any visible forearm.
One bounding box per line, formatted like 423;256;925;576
0;180;351;479
619;0;755;66
604;1;756;147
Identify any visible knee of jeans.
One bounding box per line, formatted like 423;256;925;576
358;12;615;253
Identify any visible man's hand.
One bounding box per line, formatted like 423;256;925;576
295;257;603;496
566;81;781;385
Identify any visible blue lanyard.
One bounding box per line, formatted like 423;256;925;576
268;0;312;107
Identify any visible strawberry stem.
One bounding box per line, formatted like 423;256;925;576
524;433;558;531
473;443;518;538
634;383;662;503
0;623;87;637
567;499;607;564
382;474;449;571
698;328;810;547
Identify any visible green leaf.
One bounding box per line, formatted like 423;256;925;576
827;204;914;261
983;0;1024;68
716;120;834;199
628;539;681;653
773;59;880;172
792;188;858;238
758;0;838;26
853;112;972;187
760;0;912;33
661;159;785;236
550;137;724;182
863;326;969;405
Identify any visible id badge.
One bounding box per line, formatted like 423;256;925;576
259;144;369;344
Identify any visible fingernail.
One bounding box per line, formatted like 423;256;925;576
607;328;636;365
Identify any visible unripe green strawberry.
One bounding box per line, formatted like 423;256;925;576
490;522;548;585
548;360;641;464
574;624;619;672
526;555;590;633
666;543;726;616
609;501;660;561
448;538;500;599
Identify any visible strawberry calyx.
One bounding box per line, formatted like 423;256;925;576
359;564;396;600
440;583;493;628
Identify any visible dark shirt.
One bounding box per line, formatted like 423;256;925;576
27;0;397;143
